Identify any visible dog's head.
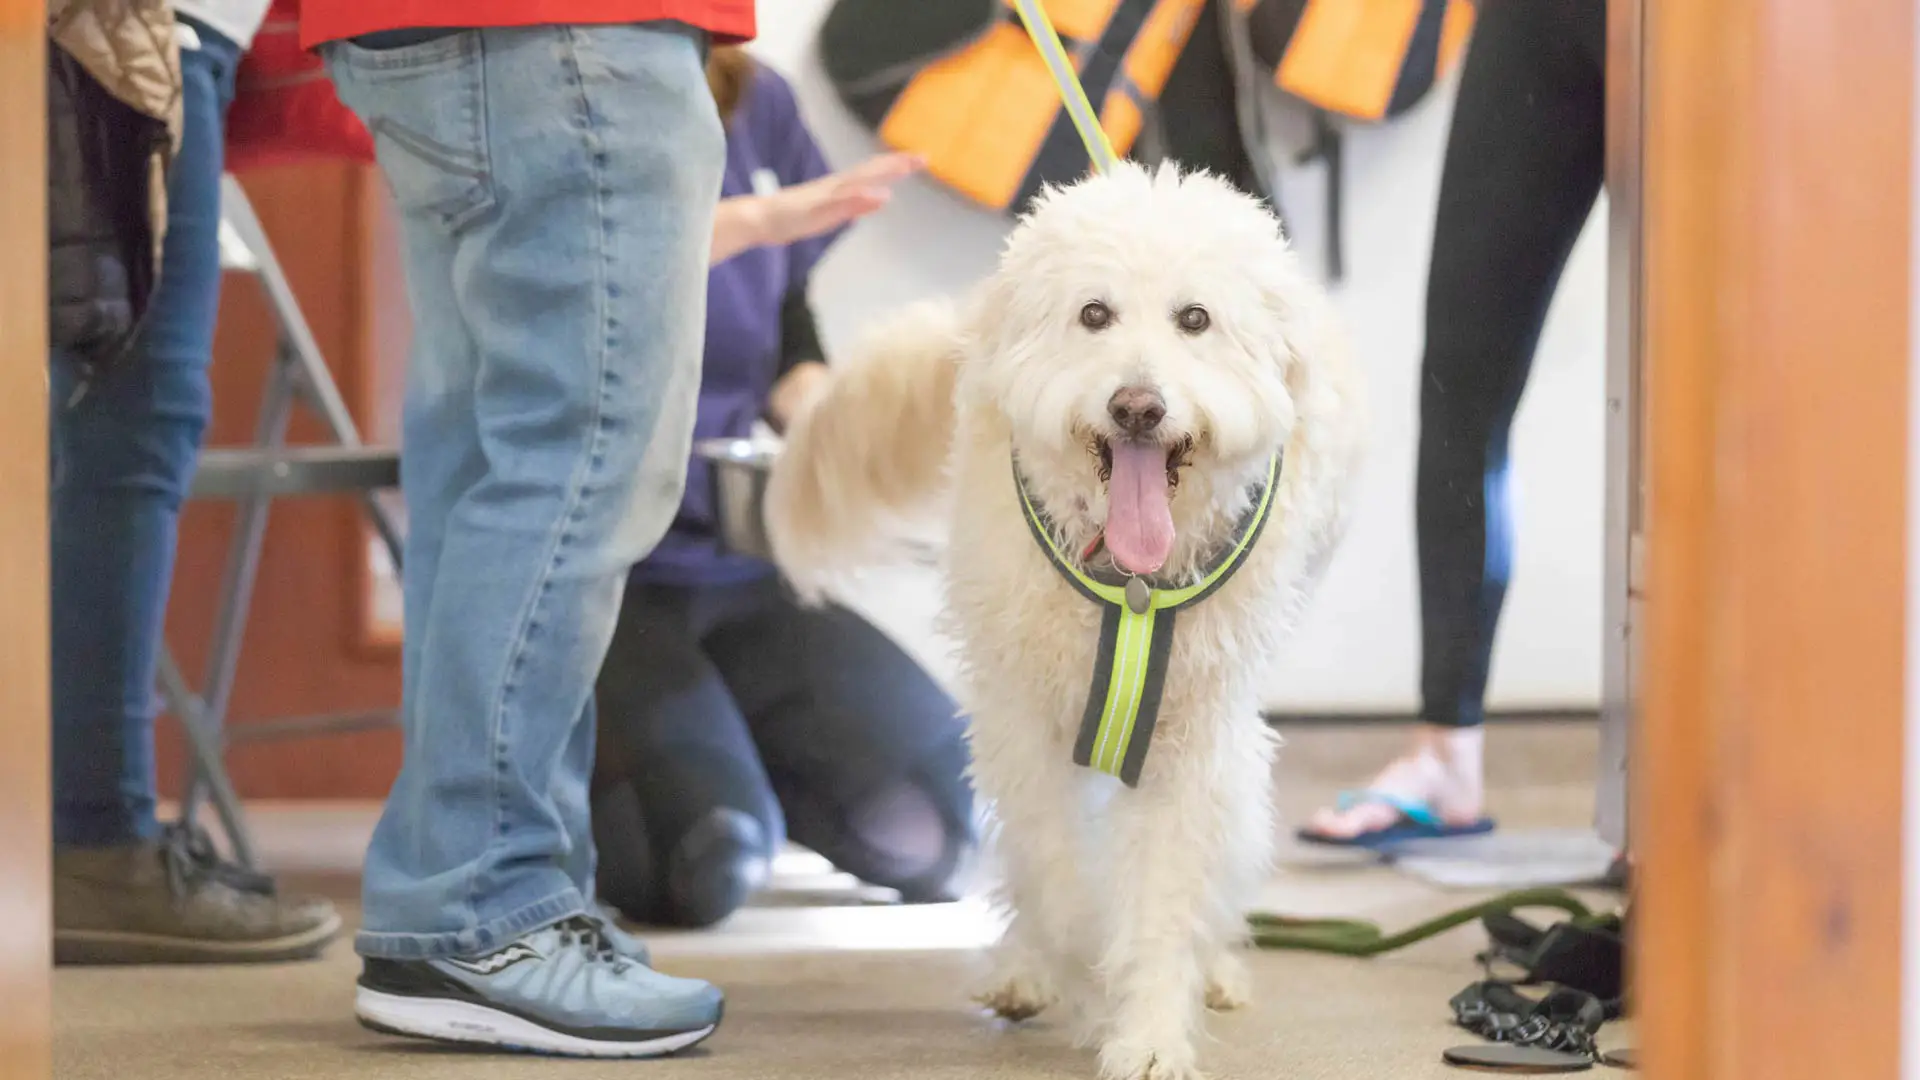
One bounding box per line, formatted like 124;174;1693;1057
960;162;1327;579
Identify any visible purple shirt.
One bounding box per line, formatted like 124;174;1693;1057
631;64;840;586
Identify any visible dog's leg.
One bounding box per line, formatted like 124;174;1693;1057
978;901;1065;1023
1094;731;1276;1080
1204;951;1253;1013
972;740;1095;1024
1204;735;1278;1015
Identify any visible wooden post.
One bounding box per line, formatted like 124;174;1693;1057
1634;0;1911;1077
0;0;54;1076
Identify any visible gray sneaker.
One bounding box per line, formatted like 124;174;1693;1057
54;823;342;965
584;900;652;966
354;916;722;1057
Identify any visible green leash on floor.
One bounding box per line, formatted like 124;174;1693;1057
1244;887;1598;956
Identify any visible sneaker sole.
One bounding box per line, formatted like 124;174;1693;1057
54;910;344;965
354;987;720;1058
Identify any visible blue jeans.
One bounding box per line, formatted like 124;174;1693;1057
50;18;239;848
324;23;724;960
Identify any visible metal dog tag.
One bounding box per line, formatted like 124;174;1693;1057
1125;577;1151;614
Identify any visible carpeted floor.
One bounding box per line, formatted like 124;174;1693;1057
54;721;1631;1080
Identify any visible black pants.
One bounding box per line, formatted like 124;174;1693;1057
1418;0;1605;727
592;575;975;925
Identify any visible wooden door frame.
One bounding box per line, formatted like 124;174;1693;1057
1;0;53;1076
1630;0;1911;1077
1597;0;1644;855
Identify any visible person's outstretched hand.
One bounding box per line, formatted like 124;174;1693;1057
763;151;925;246
711;151;924;264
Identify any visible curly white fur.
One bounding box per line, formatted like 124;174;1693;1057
766;162;1368;1080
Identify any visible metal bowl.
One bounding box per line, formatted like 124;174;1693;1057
695;436;781;560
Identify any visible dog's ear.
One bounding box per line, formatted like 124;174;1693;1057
1243;229;1321;392
1249;230;1370;551
954;263;1045;407
1249;225;1343;413
959;183;1082;398
1252;224;1364;431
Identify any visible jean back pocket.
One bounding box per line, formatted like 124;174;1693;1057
326;32;497;231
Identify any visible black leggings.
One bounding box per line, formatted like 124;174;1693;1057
1418;0;1605;727
591;575;975;925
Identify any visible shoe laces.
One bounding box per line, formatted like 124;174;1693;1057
553;916;631;974
159;822;277;899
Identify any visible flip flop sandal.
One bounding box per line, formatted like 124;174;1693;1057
1599;1048;1637;1069
1442;1045;1594;1073
1450;981;1607;1059
1295;789;1497;851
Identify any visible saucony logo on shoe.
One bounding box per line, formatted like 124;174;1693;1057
446;942;541;976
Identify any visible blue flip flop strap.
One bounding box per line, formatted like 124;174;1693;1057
1335;789;1442;829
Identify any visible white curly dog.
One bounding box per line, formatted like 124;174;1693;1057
764;161;1368;1080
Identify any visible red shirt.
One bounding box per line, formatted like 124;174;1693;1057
299;0;755;50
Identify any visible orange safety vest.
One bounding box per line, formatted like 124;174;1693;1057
821;0;1209;214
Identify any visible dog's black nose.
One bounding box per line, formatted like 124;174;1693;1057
1108;386;1166;436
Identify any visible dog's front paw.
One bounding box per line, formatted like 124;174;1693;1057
974;972;1056;1023
1204;953;1252;1012
1098;1037;1204;1080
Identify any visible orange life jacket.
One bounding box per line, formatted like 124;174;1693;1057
1227;0;1476;280
820;0;1211;214
1241;0;1475;123
816;0;1473;277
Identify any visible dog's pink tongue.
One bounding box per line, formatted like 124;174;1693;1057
1103;441;1175;576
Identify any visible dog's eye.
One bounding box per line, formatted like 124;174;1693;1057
1079;301;1113;331
1176;305;1210;334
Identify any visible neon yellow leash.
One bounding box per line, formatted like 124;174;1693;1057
1008;0;1120;175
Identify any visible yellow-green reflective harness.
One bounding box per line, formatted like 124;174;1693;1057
1014;452;1282;787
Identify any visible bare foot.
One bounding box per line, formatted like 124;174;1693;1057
1301;726;1487;840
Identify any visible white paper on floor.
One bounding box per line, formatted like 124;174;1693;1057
1382;828;1617;889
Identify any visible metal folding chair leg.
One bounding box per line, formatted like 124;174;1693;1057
172;342;297;840
157;176;405;866
156;651;257;865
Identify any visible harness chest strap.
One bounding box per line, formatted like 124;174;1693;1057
1015;452;1282;787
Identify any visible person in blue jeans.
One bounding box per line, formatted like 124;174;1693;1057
590;48;976;930
315;8;749;1057
50;1;345;966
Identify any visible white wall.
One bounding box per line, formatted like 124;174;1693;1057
750;4;1609;714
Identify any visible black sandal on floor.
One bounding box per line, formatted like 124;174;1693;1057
1441;1044;1595;1073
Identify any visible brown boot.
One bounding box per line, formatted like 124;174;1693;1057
54;823;341;965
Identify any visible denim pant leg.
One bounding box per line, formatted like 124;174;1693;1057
49;19;239;848
326;23;723;960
